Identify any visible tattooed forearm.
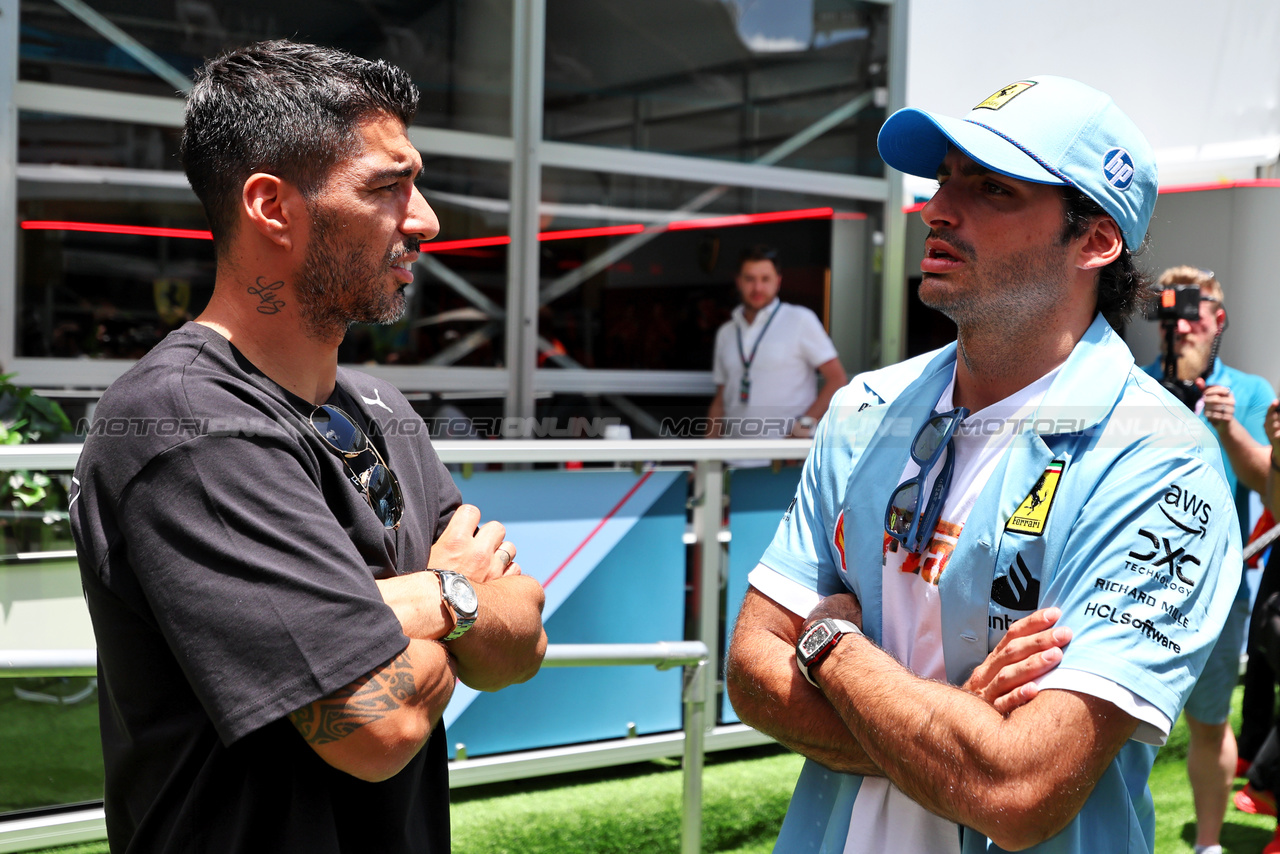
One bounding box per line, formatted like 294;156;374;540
289;652;418;745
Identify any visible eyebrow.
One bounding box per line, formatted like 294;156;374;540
367;166;418;186
935;160;998;182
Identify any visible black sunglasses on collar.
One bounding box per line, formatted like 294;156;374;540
310;404;403;529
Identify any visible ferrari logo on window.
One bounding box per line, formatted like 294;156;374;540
974;81;1036;111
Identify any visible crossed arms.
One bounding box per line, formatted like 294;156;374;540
289;504;547;781
727;587;1137;851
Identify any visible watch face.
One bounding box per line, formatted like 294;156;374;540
799;623;836;661
445;575;479;614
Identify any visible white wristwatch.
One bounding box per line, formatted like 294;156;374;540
795;618;862;687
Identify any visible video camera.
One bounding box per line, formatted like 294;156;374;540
1153;285;1203;410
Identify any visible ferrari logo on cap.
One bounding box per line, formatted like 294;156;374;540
974;81;1037;111
1005;460;1065;536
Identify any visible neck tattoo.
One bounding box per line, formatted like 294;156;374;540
247;277;286;315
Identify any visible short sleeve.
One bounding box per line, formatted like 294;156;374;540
1038;444;1242;725
712;323;733;387
795;308;839;369
757;383;874;597
119;433;410;745
1237;373;1274;446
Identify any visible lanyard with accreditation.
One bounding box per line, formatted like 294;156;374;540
736;303;780;403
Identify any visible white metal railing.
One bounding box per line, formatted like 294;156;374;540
0;650;95;676
0;440;806;853
0;439;810;469
0;642;714;854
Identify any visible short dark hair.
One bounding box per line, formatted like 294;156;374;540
181;40;419;254
1059;187;1150;329
738;244;780;275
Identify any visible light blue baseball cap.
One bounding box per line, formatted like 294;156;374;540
877;75;1157;249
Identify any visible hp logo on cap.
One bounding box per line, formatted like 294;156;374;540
1103;148;1135;190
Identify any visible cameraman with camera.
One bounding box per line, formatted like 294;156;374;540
1142;265;1273;854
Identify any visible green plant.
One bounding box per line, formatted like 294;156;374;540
0;373;73;550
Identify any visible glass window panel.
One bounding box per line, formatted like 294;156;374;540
343;156;510;369
0;674;104;816
16;113;510;369
536;166;882;436
0;461;98;817
19;111;183;170
16;193;216;361
544;0;888;175
18;0;512;135
535;392;710;441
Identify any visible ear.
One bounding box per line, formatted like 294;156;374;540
241;173;304;251
1075;216;1124;271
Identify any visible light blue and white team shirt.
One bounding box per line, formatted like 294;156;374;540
747;315;1241;854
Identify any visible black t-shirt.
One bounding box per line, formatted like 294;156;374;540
70;322;462;853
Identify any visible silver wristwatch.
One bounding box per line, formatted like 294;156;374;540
432;570;478;641
795;618;861;687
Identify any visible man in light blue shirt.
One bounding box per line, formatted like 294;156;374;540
1141;266;1272;854
728;76;1241;854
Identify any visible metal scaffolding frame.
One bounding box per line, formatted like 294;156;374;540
1;0;908;402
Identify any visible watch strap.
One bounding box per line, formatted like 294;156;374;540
796;618;861;688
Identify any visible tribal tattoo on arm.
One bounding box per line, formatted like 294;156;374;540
289;652;418;745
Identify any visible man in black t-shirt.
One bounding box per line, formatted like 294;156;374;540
70;40;548;853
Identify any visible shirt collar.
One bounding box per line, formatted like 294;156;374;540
1031;313;1134;432
733;298;781;327
897;314;1134;436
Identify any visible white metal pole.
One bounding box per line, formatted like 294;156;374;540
686;458;725;853
0;0;19;377
880;0;911;367
681;660;707;854
505;0;546;421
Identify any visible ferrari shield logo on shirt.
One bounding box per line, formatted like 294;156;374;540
1005;460;1065;536
833;510;847;571
973;80;1036;111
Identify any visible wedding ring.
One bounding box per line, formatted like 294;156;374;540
497;546;514;565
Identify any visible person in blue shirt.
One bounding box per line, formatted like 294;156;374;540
728;76;1242;854
1140;266;1272;854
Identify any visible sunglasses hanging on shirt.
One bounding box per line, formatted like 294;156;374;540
310;404;404;529
884;406;969;554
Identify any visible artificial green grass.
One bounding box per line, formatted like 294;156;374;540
0;677;103;813
26;748;802;854
21;686;1280;854
450;746;801;854
1149;686;1276;854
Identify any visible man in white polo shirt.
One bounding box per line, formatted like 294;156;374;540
706;245;846;454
